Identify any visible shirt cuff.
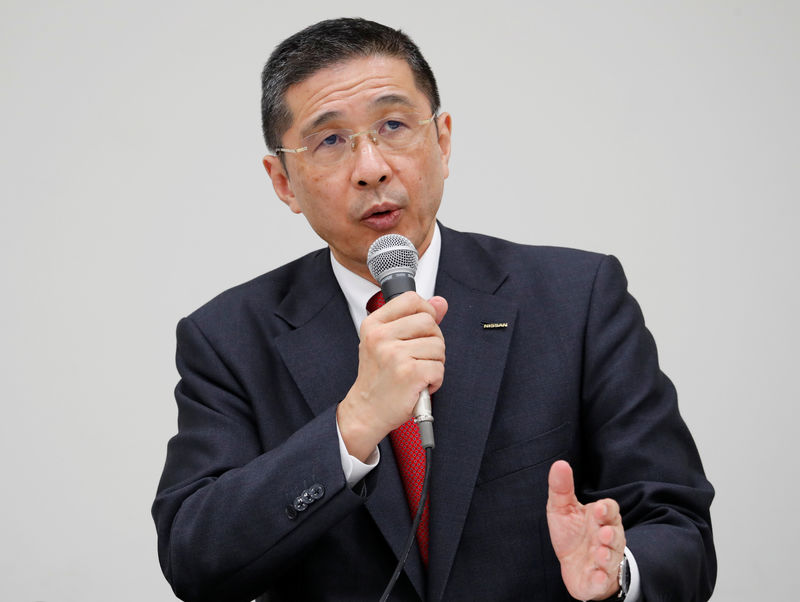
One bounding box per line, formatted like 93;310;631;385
336;418;380;487
624;546;642;602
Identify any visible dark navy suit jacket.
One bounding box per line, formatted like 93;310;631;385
153;225;715;601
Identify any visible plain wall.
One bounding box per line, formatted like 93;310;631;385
1;1;797;599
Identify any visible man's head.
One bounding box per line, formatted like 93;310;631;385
260;19;452;282
261;18;440;153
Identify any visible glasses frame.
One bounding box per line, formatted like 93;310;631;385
275;114;437;162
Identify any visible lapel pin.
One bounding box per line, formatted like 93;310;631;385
481;321;509;329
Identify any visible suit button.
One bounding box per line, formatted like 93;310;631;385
301;490;314;504
285;505;298;520
293;497;308;512
309;484;325;500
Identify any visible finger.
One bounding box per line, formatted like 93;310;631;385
591;499;622;529
589;566;615;591
589;501;624;551
416;358;446;394
606;524;626;555
594;543;625;589
598;524;616;548
547;460;579;512
373;291;437;323
360;314;442;356
593;542;614;567
405;336;446;362
593;522;626;573
390;358;445;415
390;312;444;342
400;339;446;376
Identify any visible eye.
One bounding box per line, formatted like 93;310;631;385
320;133;340;146
381;119;409;134
310;131;346;154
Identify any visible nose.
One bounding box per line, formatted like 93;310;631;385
350;135;391;188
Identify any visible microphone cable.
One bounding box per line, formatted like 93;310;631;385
378;446;432;602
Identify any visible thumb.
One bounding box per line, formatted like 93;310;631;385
547;460;579;512
428;296;449;325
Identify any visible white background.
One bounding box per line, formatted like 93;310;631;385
1;1;797;600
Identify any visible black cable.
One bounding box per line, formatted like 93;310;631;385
378;446;432;602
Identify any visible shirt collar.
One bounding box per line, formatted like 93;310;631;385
330;223;441;332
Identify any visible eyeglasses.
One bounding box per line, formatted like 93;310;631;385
276;113;436;167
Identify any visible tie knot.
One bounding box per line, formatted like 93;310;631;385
366;291;385;314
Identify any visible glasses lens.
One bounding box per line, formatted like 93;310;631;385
300;113;433;166
374;113;430;150
302;130;351;165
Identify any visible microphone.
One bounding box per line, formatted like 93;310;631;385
367;233;435;449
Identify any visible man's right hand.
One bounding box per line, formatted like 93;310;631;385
337;291;448;462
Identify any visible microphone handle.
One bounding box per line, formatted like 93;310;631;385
382;272;435;449
381;273;416;301
414;389;435;449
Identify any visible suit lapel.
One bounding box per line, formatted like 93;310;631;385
274;251;360;416
427;226;517;601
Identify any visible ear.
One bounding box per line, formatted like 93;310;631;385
435;112;452;180
262;154;302;214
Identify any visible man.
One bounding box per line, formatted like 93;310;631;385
153;18;715;602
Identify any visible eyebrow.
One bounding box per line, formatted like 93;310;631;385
371;94;416;111
299;95;419;139
300;111;344;139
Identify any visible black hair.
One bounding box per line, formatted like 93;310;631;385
261;18;440;151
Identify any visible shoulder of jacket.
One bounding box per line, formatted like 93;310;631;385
185;247;327;323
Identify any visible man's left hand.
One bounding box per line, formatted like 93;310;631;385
546;460;626;601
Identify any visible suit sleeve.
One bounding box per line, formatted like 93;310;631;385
578;255;716;601
151;316;371;602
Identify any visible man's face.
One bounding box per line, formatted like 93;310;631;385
263;55;452;282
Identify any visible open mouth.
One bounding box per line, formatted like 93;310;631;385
362;207;401;230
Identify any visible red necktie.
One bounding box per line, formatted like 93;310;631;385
366;291;430;566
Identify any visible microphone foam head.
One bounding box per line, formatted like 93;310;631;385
367;234;418;284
